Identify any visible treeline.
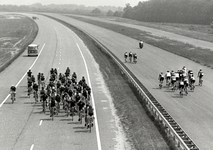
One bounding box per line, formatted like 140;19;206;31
123;0;213;25
0;3;123;17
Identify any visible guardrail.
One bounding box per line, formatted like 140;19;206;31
44;15;200;150
83;32;200;150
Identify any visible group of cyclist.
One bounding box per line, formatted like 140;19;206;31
124;51;137;63
158;66;204;97
11;67;95;129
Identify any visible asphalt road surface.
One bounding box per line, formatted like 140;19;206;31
44;13;213;150
0;14;130;150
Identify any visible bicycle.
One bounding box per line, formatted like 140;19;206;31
28;86;32;97
42;100;46;113
159;80;163;89
33;90;38;103
180;88;183;98
50;107;56;121
198;78;203;86
190;83;195;92
70;106;75;121
10;92;16;104
87;115;94;133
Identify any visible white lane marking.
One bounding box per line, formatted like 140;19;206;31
39;120;43;126
30;144;34;150
101;100;108;102
103;107;108;110
76;43;102;150
0;44;46;108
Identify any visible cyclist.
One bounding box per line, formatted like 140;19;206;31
77;98;85;122
40;73;45;88
50;97;56;117
171;71;176;90
139;40;143;49
165;71;171;86
179;80;184;96
10;85;16;101
27;69;32;77
183;77;189;94
133;53;137;63
124;52;128;62
86;103;94;128
27;79;33;97
37;72;41;88
129;52;133;63
197;69;204;85
33;83;39;102
190;74;196;91
158;72;164;88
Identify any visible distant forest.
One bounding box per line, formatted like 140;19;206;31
1;0;213;25
123;0;213;25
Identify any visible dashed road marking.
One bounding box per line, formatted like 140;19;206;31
101;100;108;102
30;144;34;150
103;107;108;110
39;120;43;126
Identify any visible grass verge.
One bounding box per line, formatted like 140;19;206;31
66;15;213;69
45;15;178;150
0;14;38;73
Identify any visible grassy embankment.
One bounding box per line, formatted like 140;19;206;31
67;15;213;69
0;14;38;72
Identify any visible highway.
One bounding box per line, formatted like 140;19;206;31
0;14;129;150
44;13;213;150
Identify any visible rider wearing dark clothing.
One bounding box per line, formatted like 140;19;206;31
27;70;32;77
33;83;39;92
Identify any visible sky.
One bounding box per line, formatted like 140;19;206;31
0;0;148;7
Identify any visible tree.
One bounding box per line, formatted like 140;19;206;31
106;10;114;16
91;8;102;14
113;11;123;17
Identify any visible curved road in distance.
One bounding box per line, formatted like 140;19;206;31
45;13;213;150
0;14;129;150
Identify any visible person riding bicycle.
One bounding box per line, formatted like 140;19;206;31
77;98;85;122
27;79;33;97
197;69;204;83
133;53;137;63
179;80;184;94
183;77;189;94
27;69;32;77
10;85;16;100
129;52;133;62
50;98;56;117
139;40;143;49
124;52;128;62
165;71;171;86
158;72;164;87
86;103;94;128
33;83;39;102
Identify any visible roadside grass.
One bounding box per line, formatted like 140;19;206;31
0;14;38;72
47;15;176;150
98;16;213;43
67;15;213;69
